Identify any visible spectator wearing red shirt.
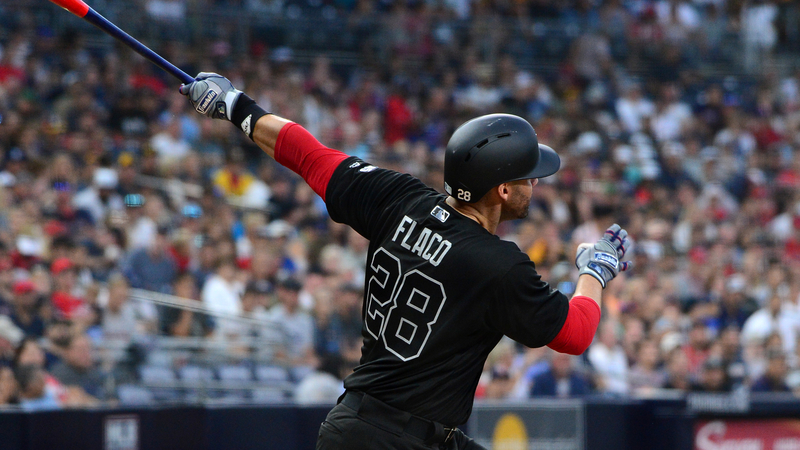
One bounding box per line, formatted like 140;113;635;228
682;321;711;377
383;91;413;145
50;258;87;321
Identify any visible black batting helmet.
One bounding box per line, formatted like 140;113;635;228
443;114;561;203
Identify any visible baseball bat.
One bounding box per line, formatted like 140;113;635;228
48;0;194;84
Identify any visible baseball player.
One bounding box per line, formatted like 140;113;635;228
181;74;631;450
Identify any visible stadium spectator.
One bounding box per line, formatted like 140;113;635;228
271;278;318;374
628;339;666;394
716;326;748;389
481;339;518;400
663;349;692;391
72;167;124;225
0;316;23;367
161;273;214;338
0;0;799;404
8;280;45;338
530;352;592;398
13;338;67;402
49;334;106;400
314;283;362;373
123;227;177;293
201;257;243;338
0;365;17;406
588;321;629;395
682;321;711;377
741;292;798;356
212;148;270;210
50;258;89;321
101;274;153;344
149;116;192;168
14;365;60;411
691;357;732;393
751;349;791;393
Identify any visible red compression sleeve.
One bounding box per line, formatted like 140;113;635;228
274;123;349;202
547;296;601;355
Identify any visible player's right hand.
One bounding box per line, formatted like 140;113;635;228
179;72;242;121
575;224;632;288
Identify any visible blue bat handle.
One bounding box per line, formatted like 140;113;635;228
83;8;194;85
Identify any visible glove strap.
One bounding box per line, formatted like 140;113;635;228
579;264;608;289
231;94;270;140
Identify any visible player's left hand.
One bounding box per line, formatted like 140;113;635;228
575;223;633;288
179;72;242;121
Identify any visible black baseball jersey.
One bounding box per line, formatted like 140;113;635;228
325;157;570;426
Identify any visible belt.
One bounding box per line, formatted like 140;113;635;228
340;390;456;445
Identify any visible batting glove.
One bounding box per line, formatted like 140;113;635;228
575;224;633;288
180;73;270;140
180;72;242;121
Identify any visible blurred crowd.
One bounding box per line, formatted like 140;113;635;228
1;0;800;409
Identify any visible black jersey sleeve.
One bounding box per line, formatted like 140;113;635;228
484;261;570;348
325;157;434;241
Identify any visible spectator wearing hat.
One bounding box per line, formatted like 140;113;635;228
751;349;791;393
691;357;731;393
271;278;318;373
9;279;45;338
50;257;88;321
72;167;124;224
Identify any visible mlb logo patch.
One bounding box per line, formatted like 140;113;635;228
431;206;450;223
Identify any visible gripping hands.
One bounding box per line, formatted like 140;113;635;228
180;73;268;140
575;224;632;288
179;72;242;121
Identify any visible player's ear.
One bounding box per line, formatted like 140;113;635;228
495;183;511;202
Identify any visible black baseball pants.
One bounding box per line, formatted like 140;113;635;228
316;391;487;450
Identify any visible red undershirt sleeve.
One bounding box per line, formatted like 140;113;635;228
547;295;601;355
273;123;349;202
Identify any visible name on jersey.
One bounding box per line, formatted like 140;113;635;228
391;216;452;267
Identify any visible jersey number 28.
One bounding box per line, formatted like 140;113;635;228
365;248;447;361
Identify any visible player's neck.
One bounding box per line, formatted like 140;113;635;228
446;196;500;234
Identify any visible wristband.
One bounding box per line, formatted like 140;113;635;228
231;93;270;140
